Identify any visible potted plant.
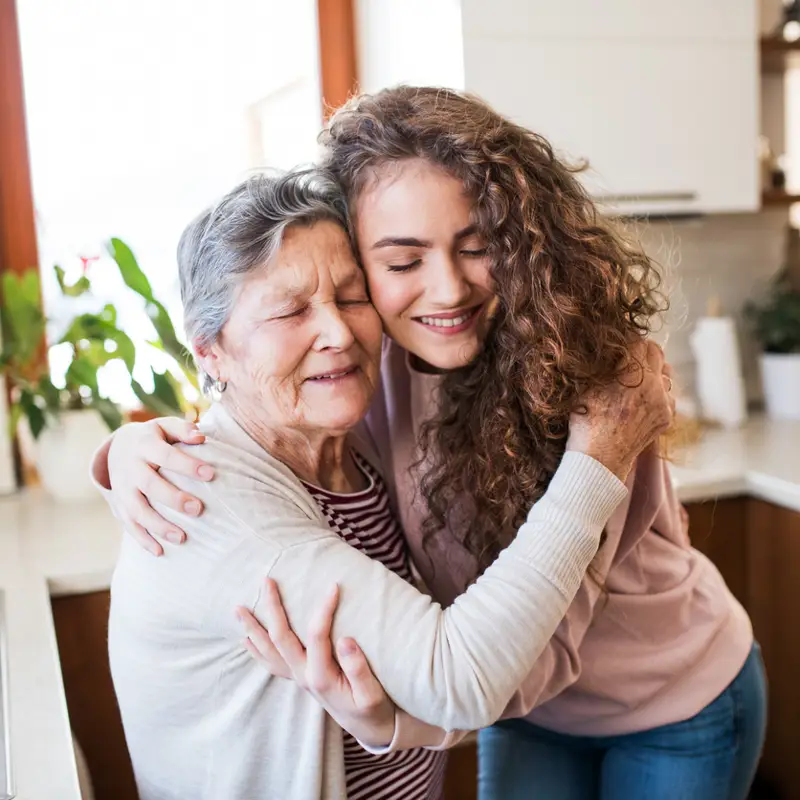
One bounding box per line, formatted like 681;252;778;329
745;272;800;421
0;239;198;499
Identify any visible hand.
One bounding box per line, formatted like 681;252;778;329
237;578;396;749
107;418;214;556
567;340;674;482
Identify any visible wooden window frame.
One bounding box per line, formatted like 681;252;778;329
317;0;359;118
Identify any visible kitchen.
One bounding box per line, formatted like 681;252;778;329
1;0;800;798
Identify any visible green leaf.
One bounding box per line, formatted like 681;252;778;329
20;270;40;306
65;355;99;393
148;339;199;389
109;238;153;300
37;376;62;410
7;402;21;439
1;271;46;366
53;265;91;297
131;378;181;417
151;369;181;412
19;389;46;439
91;397;123;431
163;370;192;413
107;329;136;372
79;340;118;368
146;299;194;365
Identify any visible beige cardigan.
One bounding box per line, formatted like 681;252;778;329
106;403;626;799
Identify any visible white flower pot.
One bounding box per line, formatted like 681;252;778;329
35;409;109;501
759;353;800;421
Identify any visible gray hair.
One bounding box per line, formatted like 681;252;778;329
177;169;349;391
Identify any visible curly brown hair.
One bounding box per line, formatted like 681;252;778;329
322;86;667;581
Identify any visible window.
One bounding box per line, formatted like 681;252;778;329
17;0;323;406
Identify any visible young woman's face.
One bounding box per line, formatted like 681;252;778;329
355;159;496;371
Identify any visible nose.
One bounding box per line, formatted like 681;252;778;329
314;303;356;351
429;254;472;308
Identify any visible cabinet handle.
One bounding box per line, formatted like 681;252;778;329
594;191;698;203
0;592;13;800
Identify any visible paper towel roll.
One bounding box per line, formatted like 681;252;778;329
689;316;747;428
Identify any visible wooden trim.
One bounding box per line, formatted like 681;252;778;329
762;189;800;206
761;36;800;73
0;0;39;277
317;0;359;118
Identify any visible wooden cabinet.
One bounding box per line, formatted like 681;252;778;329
685;496;749;606
460;0;759;215
745;499;800;800
687;497;800;800
51;591;137;800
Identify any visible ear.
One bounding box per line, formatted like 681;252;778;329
194;338;225;383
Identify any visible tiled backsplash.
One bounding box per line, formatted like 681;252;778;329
633;210;788;405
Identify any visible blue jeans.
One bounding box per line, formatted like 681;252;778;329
478;643;767;800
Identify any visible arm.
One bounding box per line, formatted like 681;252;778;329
90;418;212;556
161;442;626;733
499;445;683;719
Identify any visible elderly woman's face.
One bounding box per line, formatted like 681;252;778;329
206;221;382;434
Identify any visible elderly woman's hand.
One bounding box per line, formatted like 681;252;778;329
236;579;397;750
104;417;215;556
567;340;674;482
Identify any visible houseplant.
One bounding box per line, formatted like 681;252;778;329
745;271;800;421
0;239;199;498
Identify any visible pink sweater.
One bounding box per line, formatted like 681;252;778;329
368;338;753;737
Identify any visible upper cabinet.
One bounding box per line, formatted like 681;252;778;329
459;0;759;215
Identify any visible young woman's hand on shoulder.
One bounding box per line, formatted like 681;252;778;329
103;417;214;555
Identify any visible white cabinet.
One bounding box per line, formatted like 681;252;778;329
460;0;758;215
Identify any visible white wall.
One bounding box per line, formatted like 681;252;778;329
641;211;787;405
355;0;464;93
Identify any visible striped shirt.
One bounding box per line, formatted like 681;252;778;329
303;451;447;800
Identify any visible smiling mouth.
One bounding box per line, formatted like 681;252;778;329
414;304;483;332
305;366;359;382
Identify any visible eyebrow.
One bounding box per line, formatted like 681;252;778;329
370;224;479;250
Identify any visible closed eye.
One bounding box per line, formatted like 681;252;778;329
275;306;308;320
338;298;371;306
387;259;422;273
460;248;488;257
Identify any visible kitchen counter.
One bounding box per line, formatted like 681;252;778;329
0;414;797;798
670;416;800;512
0;494;118;799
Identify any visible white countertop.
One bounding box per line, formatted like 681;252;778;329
0;414;797;799
669;416;800;512
0;494;119;800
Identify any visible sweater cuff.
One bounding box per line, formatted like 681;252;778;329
518;451;628;595
355;709;403;755
356;710;456;754
543;451;628;527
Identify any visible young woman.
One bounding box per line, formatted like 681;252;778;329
94;86;765;800
105;170;666;800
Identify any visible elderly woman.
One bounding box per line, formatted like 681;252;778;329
105;169;668;800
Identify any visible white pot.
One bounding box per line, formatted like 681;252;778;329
35;409;109;501
759;353;800;421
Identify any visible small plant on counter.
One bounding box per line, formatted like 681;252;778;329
745;272;800;355
0;239;199;439
745;266;800;421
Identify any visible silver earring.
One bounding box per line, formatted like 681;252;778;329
214;379;228;394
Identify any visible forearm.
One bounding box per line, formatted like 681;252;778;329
266;452;627;731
